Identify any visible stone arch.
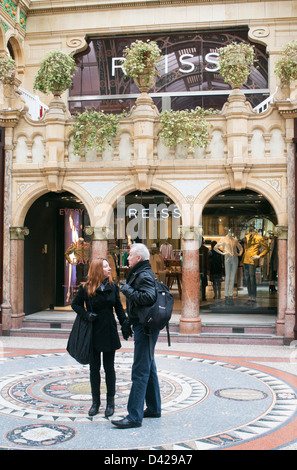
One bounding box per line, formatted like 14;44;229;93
12;182;94;227
0;22;6;52
194;178;284;226
93;178;187;232
6;33;25;74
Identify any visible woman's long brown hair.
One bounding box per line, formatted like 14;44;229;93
83;258;113;297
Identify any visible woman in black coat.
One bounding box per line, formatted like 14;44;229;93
71;258;132;418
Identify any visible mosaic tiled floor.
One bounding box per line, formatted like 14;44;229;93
0;349;297;450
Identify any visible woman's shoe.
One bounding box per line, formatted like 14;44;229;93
88;402;100;417
105;396;115;418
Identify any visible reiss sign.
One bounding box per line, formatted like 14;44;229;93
111;52;220;76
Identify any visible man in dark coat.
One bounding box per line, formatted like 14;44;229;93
111;243;161;429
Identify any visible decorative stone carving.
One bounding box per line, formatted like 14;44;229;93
275;225;288;240
178;225;202;242
85;225;111;240
10;226;29;240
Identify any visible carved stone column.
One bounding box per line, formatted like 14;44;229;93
179;226;202;334
85;226;109;260
275;225;288;337
9;227;29;329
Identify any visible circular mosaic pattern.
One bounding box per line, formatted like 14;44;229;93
215;388;268;401
0;361;208;421
6;424;76;447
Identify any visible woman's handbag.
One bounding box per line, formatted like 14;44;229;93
67;295;95;364
67;314;93;365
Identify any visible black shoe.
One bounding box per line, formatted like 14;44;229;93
88;402;100;417
105;396;115;418
143;408;161;418
111;417;141;429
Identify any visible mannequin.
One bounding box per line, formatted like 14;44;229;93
214;230;243;305
208;240;224;300
268;233;278;293
243;225;269;302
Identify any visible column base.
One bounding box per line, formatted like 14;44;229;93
283;309;296;339
11;312;25;329
179;317;201;334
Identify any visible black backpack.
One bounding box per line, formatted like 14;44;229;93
142;276;174;346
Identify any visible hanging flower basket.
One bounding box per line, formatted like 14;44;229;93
33;50;76;96
159;107;217;149
71;110;124;156
275;40;297;86
123;40;162;92
0;53;16;84
218;42;255;89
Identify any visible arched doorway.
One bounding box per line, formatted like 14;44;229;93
111;190;182;309
24;191;91;314
201;189;278;315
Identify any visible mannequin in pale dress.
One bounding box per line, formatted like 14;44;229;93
214;231;243;305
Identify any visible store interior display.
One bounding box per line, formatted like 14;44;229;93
23;189;278;317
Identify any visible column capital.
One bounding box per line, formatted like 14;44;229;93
85;225;111;240
275;225;288;240
178;225;202;241
10;226;29;240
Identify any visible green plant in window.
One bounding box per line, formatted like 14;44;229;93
159;107;217;149
0;53;16;83
217;41;255;89
275;40;297;85
33;50;76;95
71;110;125;156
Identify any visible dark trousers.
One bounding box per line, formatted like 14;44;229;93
244;263;257;299
127;324;161;424
89;349;116;402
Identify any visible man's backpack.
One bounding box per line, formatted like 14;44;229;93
142;277;174;346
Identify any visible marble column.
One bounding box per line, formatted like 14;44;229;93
275;225;288;337
85;226;109;260
9;227;29;329
179;226;202;334
285;141;296;341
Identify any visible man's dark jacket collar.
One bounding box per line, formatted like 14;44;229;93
126;260;151;283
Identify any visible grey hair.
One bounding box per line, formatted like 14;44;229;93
130;243;150;261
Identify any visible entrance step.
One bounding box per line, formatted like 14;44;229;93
9;316;283;345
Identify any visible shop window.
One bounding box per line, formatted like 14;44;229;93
69;30;269;114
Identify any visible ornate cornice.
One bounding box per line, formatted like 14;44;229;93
28;0;287;15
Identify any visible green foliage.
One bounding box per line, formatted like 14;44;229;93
218;41;255;88
123;40;162;79
0;53;16;83
159;107;217;149
275;40;297;85
33;50;76;95
71;110;124;156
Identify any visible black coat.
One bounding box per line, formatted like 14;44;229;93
71;281;127;352
121;260;156;326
